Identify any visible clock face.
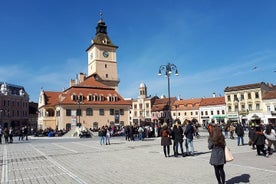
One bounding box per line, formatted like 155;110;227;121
103;50;109;58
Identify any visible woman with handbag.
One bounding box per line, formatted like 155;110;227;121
208;125;226;184
160;123;172;157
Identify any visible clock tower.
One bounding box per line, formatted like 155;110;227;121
86;13;119;91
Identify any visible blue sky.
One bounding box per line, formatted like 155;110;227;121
0;0;275;102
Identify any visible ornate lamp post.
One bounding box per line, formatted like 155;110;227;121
75;98;83;127
158;63;179;126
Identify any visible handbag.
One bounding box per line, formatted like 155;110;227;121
225;146;234;162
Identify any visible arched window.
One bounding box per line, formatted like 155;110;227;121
46;109;55;117
93;122;98;130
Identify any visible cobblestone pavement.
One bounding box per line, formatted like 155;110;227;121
0;130;275;184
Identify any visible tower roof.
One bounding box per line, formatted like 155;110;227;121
86;12;118;51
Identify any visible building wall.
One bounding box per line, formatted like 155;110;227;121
225;87;264;124
38;104;129;131
0;91;29;130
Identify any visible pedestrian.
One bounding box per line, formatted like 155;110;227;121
23;126;28;140
0;125;2;144
253;125;268;157
208;125;226;184
9;127;13;143
184;120;195;156
3;127;9;143
138;126;144;141
99;126;106;145
248;123;256;149
105;126;111;145
172;122;184;157
18;127;24;141
160;123;172;157
263;124;276;154
235;122;244;146
224;124;229;138
229;123;235;139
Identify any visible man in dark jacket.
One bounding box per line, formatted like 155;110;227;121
235;122;244;146
172;122;184;157
184;120;195;156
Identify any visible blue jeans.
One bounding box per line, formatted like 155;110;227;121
100;136;105;145
186;138;194;155
237;136;244;146
138;133;143;140
105;136;110;145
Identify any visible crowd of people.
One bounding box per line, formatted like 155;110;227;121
0;125;29;144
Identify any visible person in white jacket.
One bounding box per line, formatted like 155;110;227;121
263;124;276;154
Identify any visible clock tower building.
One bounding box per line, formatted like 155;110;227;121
86;14;119;91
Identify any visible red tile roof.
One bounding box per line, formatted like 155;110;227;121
172;98;202;110
199;96;225;106
43;76;131;106
263;90;276;100
224;82;270;92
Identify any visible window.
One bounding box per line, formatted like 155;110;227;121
267;106;271;112
120;109;124;115
66;109;71;116
248;104;252;111
228;106;231;112
201;111;203;116
195;111;198;115
106;74;108;78
191;112;193;116
205;111;208;115
79;95;84;101
86;108;93;116
222;110;225;114
146;103;149;108
248;93;251;99
241;104;245;111
256;103;260;110
76;109;81;116
134;104;137;109
235;105;238;112
255;92;259;99
56;110;60;117
234;94;238;101
110;109;114;115
105;64;107;68
99;109;104;116
217;110;220;115
241;94;244;101
184;112;187;116
211;111;213;115
88;95;92;101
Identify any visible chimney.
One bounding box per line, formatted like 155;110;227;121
213;92;216;97
70;79;75;87
79;73;86;83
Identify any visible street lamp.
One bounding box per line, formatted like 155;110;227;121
75;98;83;127
158;63;179;126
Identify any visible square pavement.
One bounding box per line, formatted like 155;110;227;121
0;130;275;184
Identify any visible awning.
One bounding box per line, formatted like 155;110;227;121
213;115;226;119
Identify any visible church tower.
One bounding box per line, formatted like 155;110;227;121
86;13;119;91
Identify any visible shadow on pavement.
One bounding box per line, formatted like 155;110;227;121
227;174;250;184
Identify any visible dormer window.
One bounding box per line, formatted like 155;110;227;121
94;94;99;101
79;94;84;101
71;93;78;101
87;94;92;101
